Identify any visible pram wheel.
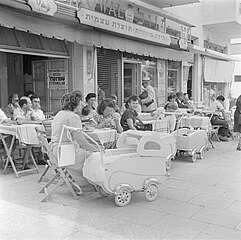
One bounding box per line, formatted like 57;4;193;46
198;146;205;159
192;149;197;162
96;185;109;197
115;188;132;207
144;184;158;202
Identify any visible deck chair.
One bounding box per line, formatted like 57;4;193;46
36;128;82;202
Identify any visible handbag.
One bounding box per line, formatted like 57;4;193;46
139;91;154;107
57;127;76;167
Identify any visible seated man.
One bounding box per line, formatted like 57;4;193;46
208;95;231;141
4;93;20;119
30;95;45;121
13;97;41;124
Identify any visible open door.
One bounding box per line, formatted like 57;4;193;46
32;59;68;113
124;62;141;101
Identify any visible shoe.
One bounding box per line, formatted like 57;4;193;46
37;159;48;165
219;136;229;142
24;165;31;170
237;144;241;151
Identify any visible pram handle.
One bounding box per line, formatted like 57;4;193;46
62;125;104;166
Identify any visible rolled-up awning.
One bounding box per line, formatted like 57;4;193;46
188;44;241;62
0;6;194;62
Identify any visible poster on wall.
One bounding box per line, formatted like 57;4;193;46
48;69;67;88
157;59;166;106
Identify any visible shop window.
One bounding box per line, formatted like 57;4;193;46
167;60;181;95
234;75;241;82
203;82;225;107
142;60;157;88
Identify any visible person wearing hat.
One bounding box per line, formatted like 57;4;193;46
139;77;157;113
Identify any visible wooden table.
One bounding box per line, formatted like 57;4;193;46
0;124;44;177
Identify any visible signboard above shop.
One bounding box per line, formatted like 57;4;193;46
77;8;171;46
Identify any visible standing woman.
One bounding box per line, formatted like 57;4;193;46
233;95;241;150
51;91;98;189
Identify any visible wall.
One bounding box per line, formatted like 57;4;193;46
0;52;8;107
7;53;24;98
202;0;237;25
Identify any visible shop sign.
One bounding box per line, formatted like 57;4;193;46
28;0;57;16
77;8;171;46
48;69;67;88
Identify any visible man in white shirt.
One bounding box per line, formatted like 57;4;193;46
30;95;45;121
140;77;157;113
208;95;231;141
13;97;41;124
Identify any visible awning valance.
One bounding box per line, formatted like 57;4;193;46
0;6;193;62
204;57;235;83
188;44;241;62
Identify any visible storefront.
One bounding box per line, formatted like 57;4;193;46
0;0;194;112
188;44;237;108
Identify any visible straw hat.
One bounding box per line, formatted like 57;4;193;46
142;76;151;82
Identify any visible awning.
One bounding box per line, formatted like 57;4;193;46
204;57;235;83
188;44;241;62
0;6;193;62
83;30;194;62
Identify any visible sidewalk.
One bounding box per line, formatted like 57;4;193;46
1;138;241;240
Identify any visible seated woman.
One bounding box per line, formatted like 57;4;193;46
208;95;232;141
84;92;97;116
120;95;144;131
51;91;99;189
164;94;178;112
93;98;123;134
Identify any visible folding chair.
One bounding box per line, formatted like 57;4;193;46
36;128;82;202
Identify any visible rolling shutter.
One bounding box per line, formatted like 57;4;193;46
97;48;122;106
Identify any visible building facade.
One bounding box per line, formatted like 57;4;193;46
164;0;241;108
0;0;239;112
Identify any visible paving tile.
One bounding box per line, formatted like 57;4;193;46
189;195;235;210
7;217;80;240
191;207;241;228
162;232;193;240
161;187;199;202
108;222;169;240
112;206;168;226
151;215;208;239
226;200;241;214
162;178;196;190
194;224;241;240
151;199;203;218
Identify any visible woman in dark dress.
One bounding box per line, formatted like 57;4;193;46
233;95;241;150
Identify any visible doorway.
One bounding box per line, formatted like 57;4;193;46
123;62;141;101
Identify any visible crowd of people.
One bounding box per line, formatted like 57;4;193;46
1;78;240;189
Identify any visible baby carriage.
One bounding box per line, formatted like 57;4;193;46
171;115;207;162
116;130;176;170
83;130;169;207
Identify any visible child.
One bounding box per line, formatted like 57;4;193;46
81;105;91;122
164;94;178;112
120;95;144;131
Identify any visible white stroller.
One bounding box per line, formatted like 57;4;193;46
82;130;170;207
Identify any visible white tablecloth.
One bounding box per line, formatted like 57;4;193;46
0;124;44;144
180;116;211;131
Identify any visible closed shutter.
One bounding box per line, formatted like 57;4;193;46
97;48;122;106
